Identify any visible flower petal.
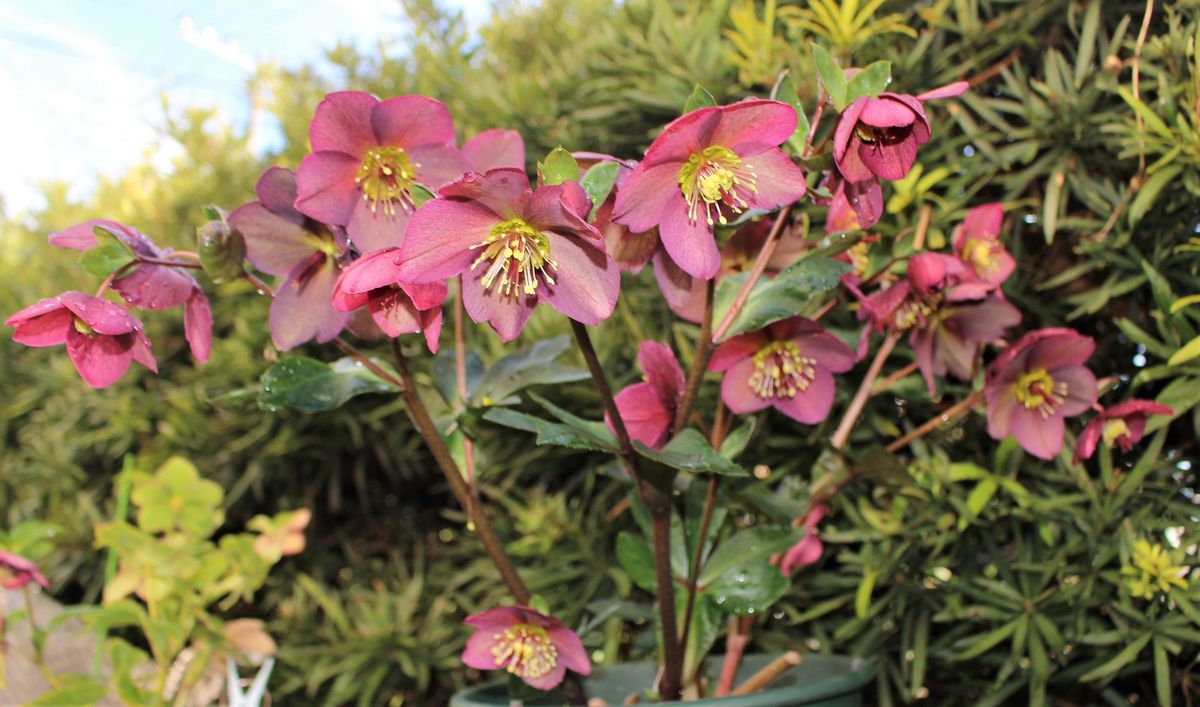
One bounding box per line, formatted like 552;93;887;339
184;288;213;363
548;627;591;676
658;193;720;280
409;144;471;191
709;331;767;372
346;196;411;253
526;181;596;238
1028;331;1096;370
794;331;855;373
539;233;619;325
228;202;318;276
609;382;673;448
294;151;363;227
1010;406;1065;460
462;128;526;172
773;366;836;424
959;203;1004;242
57;292;138;335
48;219;130;251
1054;364;1097;417
720;357;771;414
438;168;530;219
269;256;349;350
395;199;501;284
309;91;377;155
709;99;797;156
66;327;134;388
367;288;422;337
7;298;71;346
832;98;867;165
640;107;721;168
742;149;806;211
612;161;683;234
916;81;969;101
1074;416;1103;463
462;268;536;342
461;630;502;671
857;133;920;181
371;95;456;148
639;340;685;405
859;96;917;128
652;249;694;312
114;263;196;310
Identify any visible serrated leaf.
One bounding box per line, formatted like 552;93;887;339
847;60;891;102
683;84;717;113
580;161;621;220
698;527;803;585
812;43;848;110
538;146;580;186
634;429;748;477
712;256;851;341
259;356;395;413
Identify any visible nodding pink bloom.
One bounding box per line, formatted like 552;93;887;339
294;91;469;253
833;82;968;183
393;169;619;342
229;167;354;351
48;220;212;363
462;606;591;691
331;248;446;352
985;328;1098;460
576;152;658;275
953;203;1014;289
910;296;1021;394
781;506;826;576
608;341;685;448
824;175;883;233
709;317;854;424
1074;400;1174;463
613;99;807;280
6;291;156;388
462;128;525;172
0;551;49;590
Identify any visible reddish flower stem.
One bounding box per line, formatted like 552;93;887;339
715;617;750;697
332;337;406;391
711;204;795;344
242;271;275;297
569;320;683;701
453;278;478;490
673;279;715;435
885;389;985;453
872;361;919;394
830;331;900;450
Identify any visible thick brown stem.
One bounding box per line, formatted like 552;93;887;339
830;331;899;450
673;279;715;435
569;320;683;701
711;204;794;344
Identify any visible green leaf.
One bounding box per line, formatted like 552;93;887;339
482;408;617;452
712;255;851;341
28;675;109;706
953;619;1020;661
1079;632;1152;681
773;73;809;151
698;527;803;585
410;184;437;208
538;146;580;186
259;356;395;413
1169;294;1200;313
580;161;621;220
683;84;717;113
1147;377;1200;432
705;560;790;615
615;532;657;592
846;60;891;102
1168;335;1200;366
80;226;137;278
634;429;748;477
719;418;757;460
812;43;848;110
1154;637;1172;707
1130;164;1182;226
855;566;877;618
472;336;588;406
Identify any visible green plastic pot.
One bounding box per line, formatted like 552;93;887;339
450;653;876;706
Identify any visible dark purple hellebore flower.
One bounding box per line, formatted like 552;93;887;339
331;248;447;352
1074;400;1174;463
985;328;1098;460
833;82;968;183
461;605;591;691
0;550;50;590
607;341;686;448
613;99;807;280
910;296;1021;394
49;220;211;363
709;317;854;424
6;291;157;388
953;203;1014;289
294;91;469;252
229;167;355;351
823;174;883;233
393;169;619;342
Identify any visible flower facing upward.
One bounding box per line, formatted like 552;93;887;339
613;100;807;280
0;550;50;590
393;169;619;342
294;92;468;253
462;606;591;690
6;291;156;388
952;203;1014;289
1074;399;1174;463
709;317;854;424
608;341;686;448
984;328;1097;460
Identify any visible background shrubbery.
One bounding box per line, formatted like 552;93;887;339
3;0;1200;704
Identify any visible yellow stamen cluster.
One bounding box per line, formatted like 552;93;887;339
72;318;97;336
1122;539;1189;599
470;218;557;297
678;146;758;226
961;237;999;277
355;146;417;216
892;294;942;331
1102;418;1132;448
490;623;558;679
1014;367;1068;418
749;341;816;400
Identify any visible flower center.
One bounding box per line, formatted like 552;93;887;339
678;146;758;227
892;293;942;331
470;218;557;296
1014;367;1068;417
1102;418;1132;448
749;341;816;400
355;146;418;216
962;238;999;276
72;318;97;336
490;623;558;680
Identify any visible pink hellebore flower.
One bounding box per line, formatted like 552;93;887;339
0;550;50;590
394;169;619;342
575;152;657;275
229;167;355;351
613;99;807;280
331;249;446;352
48;220;212;363
608;341;686;448
824;175;883;234
6;291;156;388
781;506;826;576
953;203;1015;289
1074;400;1174;463
985;328;1098;460
910;296;1021;394
833;82;968;183
462;128;526;172
462;605;591;691
294;91;469;253
709;317;854;424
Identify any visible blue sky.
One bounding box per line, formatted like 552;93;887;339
0;0;488;215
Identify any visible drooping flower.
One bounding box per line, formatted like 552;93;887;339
0;550;49;590
1074;399;1174;463
984;328;1097;460
462;128;526;172
910;296;1021;393
1122;539;1188;599
613;99;807;280
394;169;619;342
833;82;968;183
229;167;354;350
952;203;1014;289
608;341;685;448
575;152;657;274
780;506;825;576
331;248;446;352
709;317;854;424
294;91;469;252
824;175;883;233
48;220;212;362
6;291;157;388
462;605;591;691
